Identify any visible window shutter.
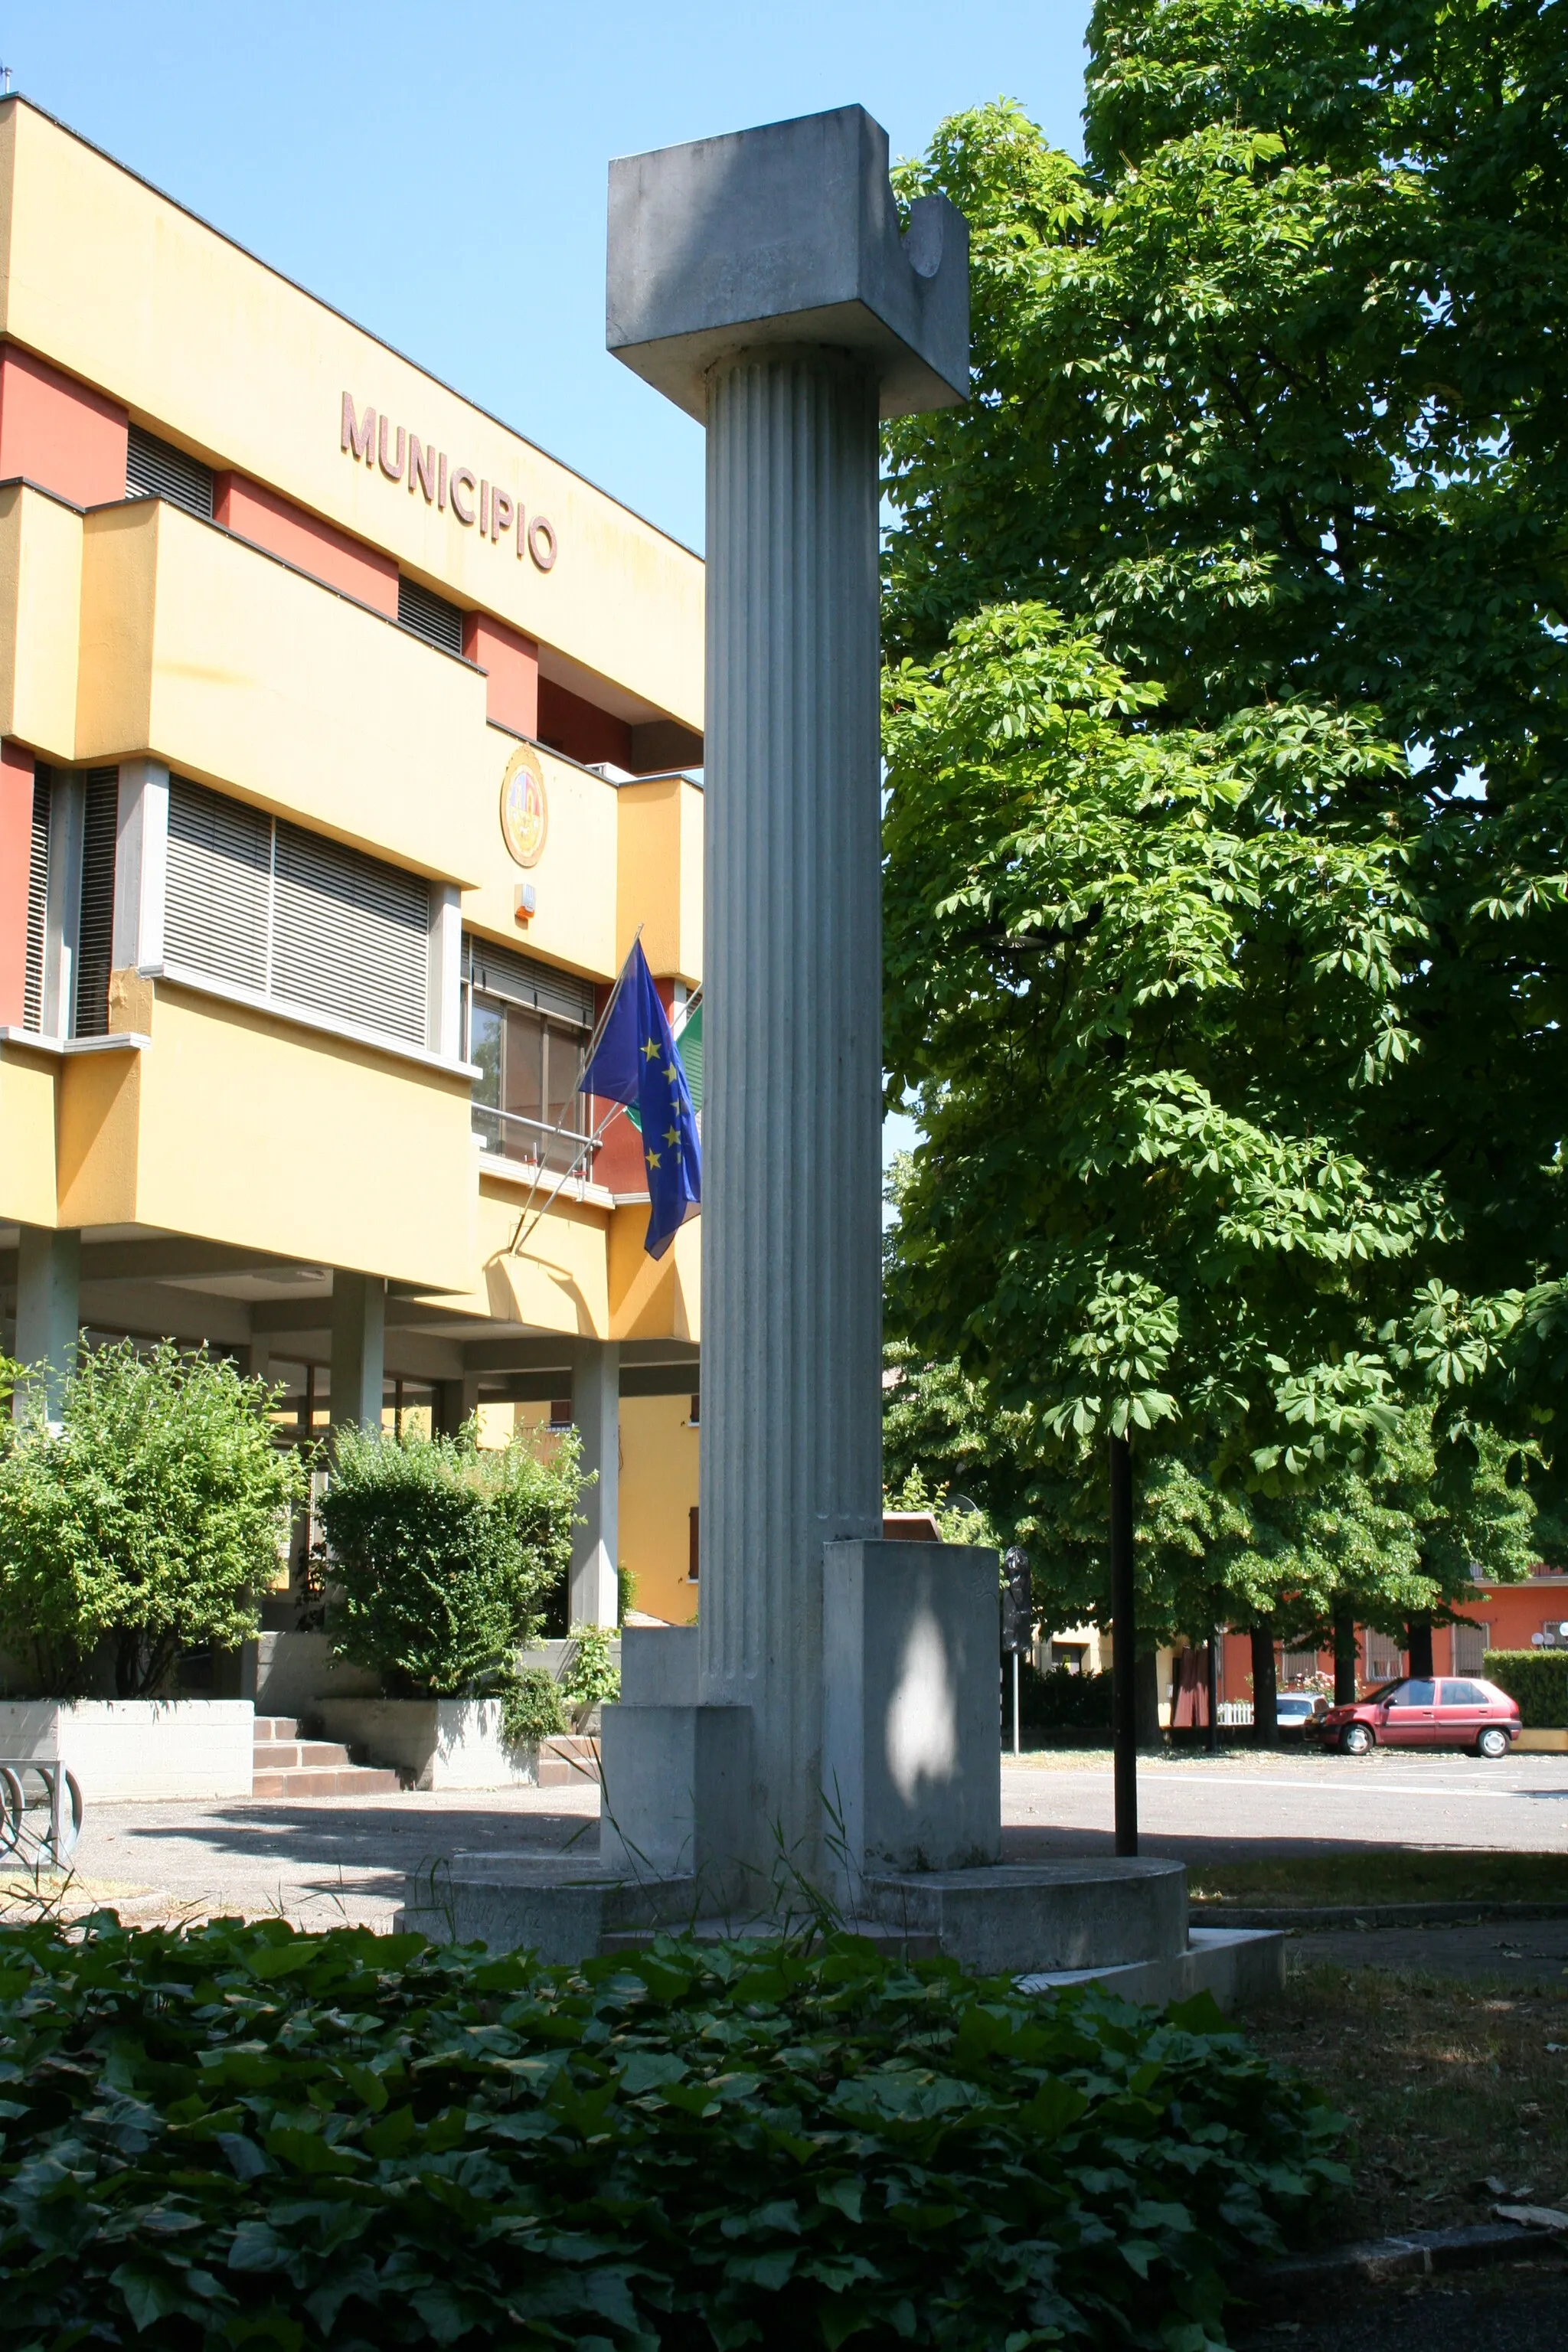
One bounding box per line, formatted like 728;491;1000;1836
126;425;214;520
165;779;272;990
397;577;466;656
22;768;50;1031
72;769;119;1037
465;935;594;1027
272;820;430;1045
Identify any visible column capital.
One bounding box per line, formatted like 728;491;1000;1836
606;103;968;423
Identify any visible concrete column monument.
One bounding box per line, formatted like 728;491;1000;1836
408;107;1280;2004
599;105;982;1890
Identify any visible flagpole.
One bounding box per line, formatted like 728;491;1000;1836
505;926;643;1256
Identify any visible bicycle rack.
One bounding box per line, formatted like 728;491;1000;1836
0;1759;83;1868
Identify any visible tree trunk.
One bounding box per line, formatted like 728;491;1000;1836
1109;1431;1138;1856
1406;1615;1435;1680
1251;1620;1279;1747
1332;1597;1359;1706
1206;1627;1221;1753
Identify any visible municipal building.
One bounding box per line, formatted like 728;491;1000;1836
0;97;704;1628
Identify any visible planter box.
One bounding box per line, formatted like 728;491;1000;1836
314;1697;537;1792
0;1700;254;1802
1517;1727;1568;1753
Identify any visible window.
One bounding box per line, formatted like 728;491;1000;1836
688;1504;699;1582
1386;1679;1436;1707
688;1392;701;1427
547;1399;573;1429
72;769;119;1037
1452;1621;1490;1675
1281;1647;1320;1685
463;936;595;1170
126;425;214;520
1050;1642;1089;1674
1364;1629;1403;1681
1442;1682;1488;1707
397;577;465;655
164;777;433;1049
20;765;119;1039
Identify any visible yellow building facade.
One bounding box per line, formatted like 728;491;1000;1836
0;98;701;1627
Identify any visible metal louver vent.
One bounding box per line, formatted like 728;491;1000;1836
465;934;594;1027
22;768;50;1031
72;769;119;1037
126;425;214;520
165;779;271;991
272;823;430;1045
397;576;466;656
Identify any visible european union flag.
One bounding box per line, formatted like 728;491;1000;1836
580;940;701;1259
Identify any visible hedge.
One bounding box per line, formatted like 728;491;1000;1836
1018;1661;1114;1733
0;1914;1348;2350
1483;1648;1568;1729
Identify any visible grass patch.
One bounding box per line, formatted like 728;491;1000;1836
1188;1849;1568;1910
1238;1961;1568;2243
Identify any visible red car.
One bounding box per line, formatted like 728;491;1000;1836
1317;1677;1521;1758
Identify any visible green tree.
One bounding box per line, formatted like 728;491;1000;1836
883;7;1568;1410
319;1423;579;1697
884;603;1429;1479
0;1341;303;1698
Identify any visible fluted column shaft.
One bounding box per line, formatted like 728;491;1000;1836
698;347;884;1869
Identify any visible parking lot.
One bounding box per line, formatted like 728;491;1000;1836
6;1743;1563;1936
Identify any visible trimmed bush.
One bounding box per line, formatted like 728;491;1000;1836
319;1425;579;1697
1483;1648;1568;1728
0;1340;302;1697
0;1913;1346;2350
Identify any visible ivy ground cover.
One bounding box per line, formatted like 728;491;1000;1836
0;1917;1344;2350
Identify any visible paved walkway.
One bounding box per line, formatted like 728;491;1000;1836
5;1749;1564;1939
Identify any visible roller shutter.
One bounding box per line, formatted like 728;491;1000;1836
165;779;271;991
163;779;430;1048
465;935;594;1027
272;821;430;1046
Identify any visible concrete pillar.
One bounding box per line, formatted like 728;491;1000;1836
606;108;969;1877
434;1377;480;1438
697;347;884;1854
569;1339;620;1628
329;1270;385;1432
14;1226;80;1419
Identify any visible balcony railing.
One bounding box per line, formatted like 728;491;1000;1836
472;1102;599;1176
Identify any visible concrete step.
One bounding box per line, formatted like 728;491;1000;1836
251;1765;401;1799
253;1740;356;1770
536;1734;602;1786
253;1717;301;1743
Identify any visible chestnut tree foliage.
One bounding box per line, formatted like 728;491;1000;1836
880;0;1567;1632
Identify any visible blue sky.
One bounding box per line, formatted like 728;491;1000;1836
7;2;1087;551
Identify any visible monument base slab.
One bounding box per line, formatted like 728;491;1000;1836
395;1854;1282;2009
